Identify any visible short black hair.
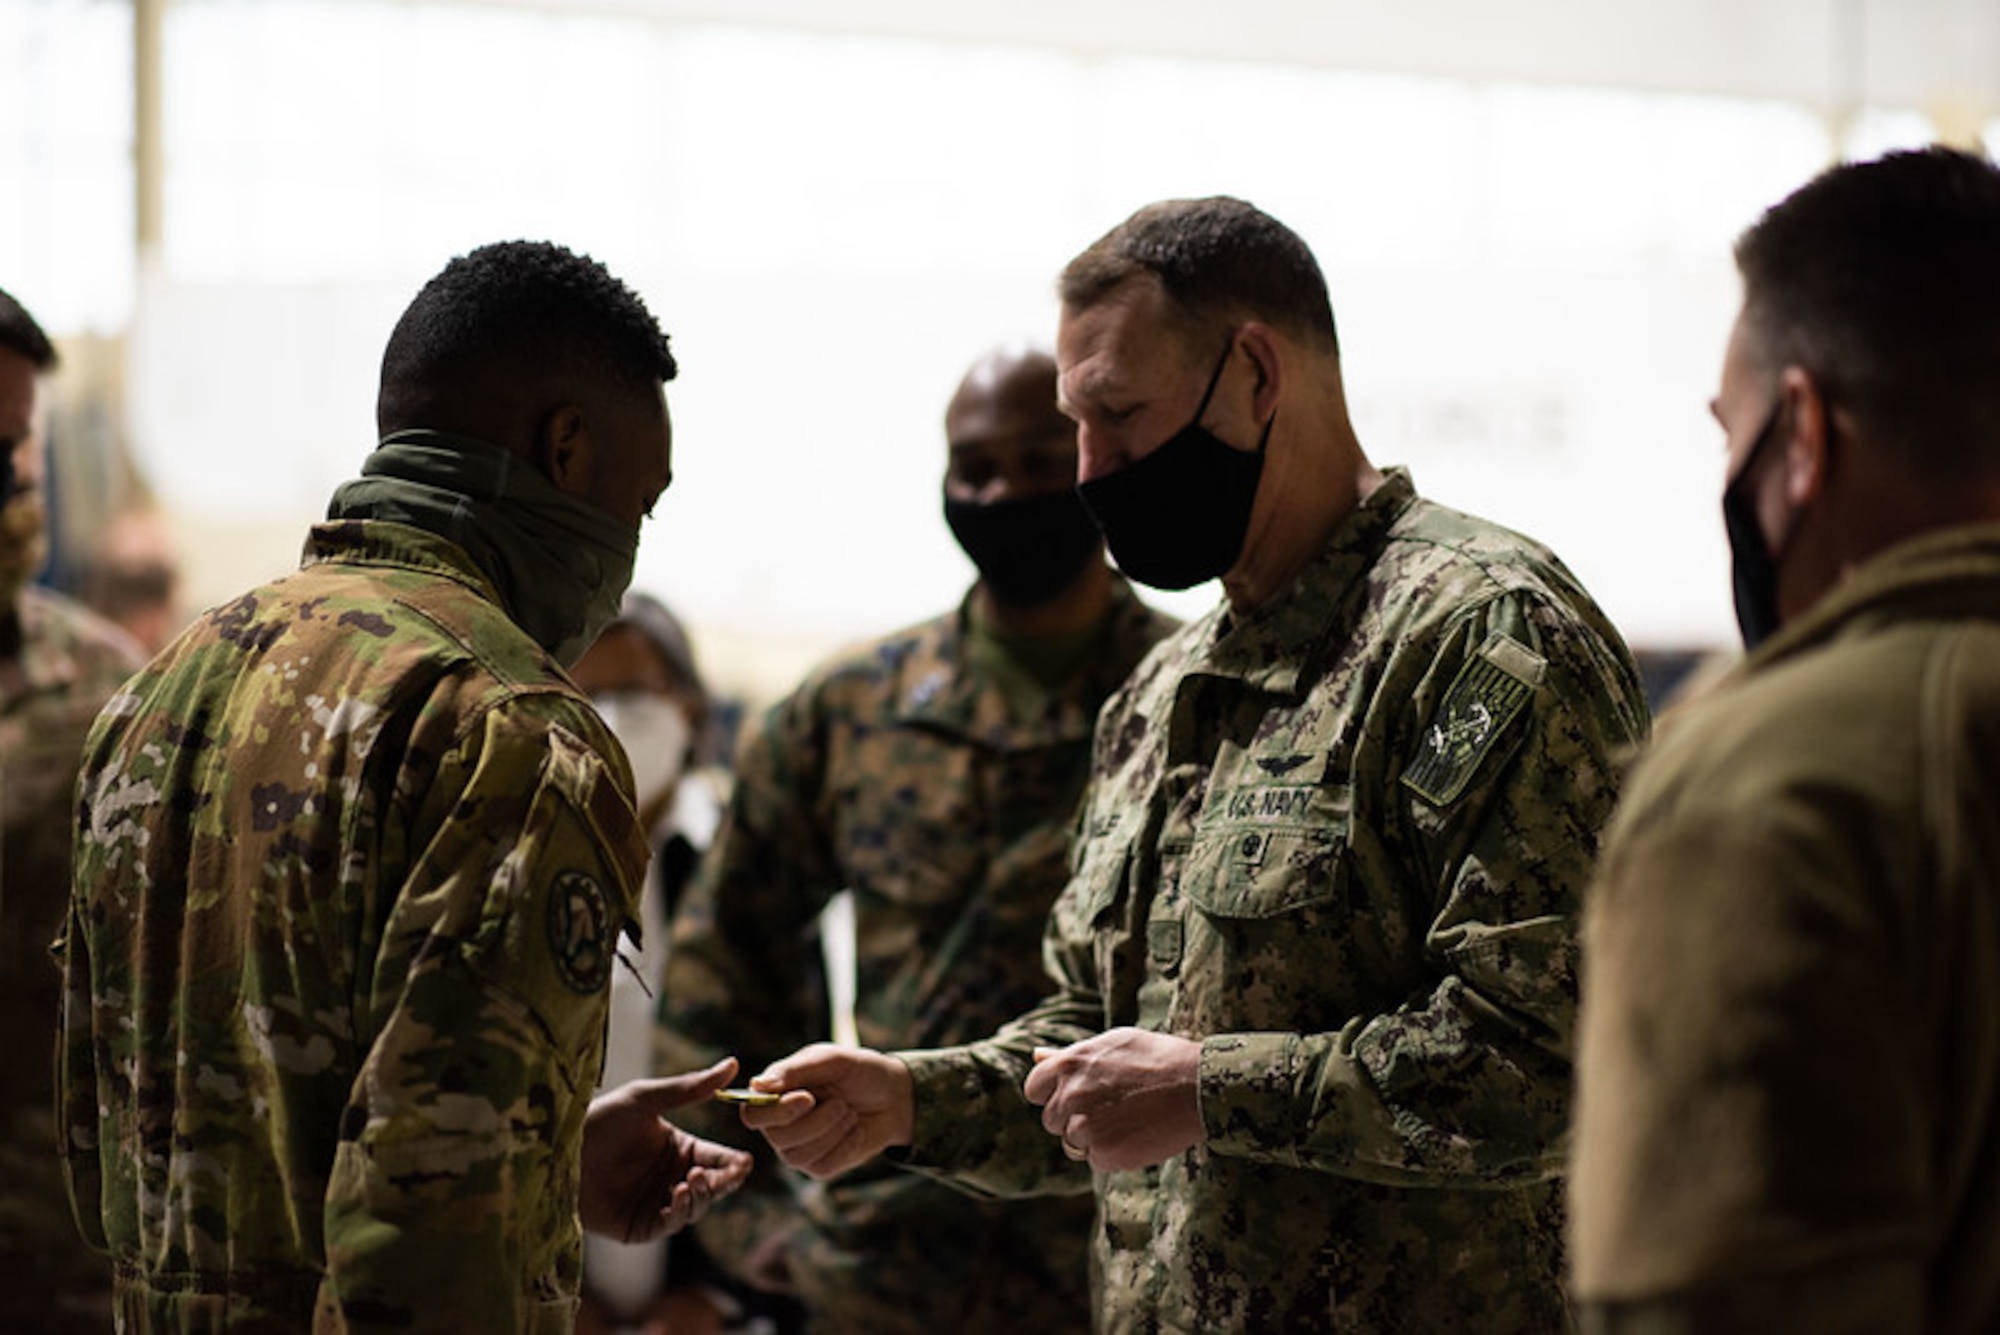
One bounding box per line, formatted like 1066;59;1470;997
1736;146;2000;480
0;286;58;371
378;240;674;431
1058;197;1338;354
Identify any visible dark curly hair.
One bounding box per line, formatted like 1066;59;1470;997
0;285;57;371
378;240;674;433
1736;146;2000;481
1058;197;1338;355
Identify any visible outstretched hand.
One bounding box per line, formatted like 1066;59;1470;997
580;1058;755;1242
736;1043;915;1180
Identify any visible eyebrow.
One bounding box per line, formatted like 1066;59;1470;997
1057;365;1127;414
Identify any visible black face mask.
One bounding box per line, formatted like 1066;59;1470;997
943;485;1103;607
1722;404;1788;650
1076;340;1271;591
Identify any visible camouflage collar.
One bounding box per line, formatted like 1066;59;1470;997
1197;467;1420;697
304;518;508;607
894;577;1165;746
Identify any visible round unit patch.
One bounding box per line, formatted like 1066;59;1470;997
548;868;615;994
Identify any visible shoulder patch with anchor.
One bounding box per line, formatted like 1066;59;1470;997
1401;633;1543;806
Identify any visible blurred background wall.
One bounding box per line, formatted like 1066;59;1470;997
4;0;1994;706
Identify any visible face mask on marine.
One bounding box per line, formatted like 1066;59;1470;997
942;485;1102;606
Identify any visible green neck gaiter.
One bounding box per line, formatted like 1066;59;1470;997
326;430;638;666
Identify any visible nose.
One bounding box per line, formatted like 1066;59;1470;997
1074;428;1125;487
7;436;40;495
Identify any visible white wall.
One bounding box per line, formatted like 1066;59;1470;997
6;0;1976;699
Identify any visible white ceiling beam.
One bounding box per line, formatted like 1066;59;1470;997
405;0;2000;113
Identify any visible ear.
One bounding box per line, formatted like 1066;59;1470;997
1777;366;1830;507
532;404;592;497
1235;321;1285;424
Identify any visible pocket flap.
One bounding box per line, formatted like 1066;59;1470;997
1182;819;1345;920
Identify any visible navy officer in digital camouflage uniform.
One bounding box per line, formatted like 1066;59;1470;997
57;240;752;1333
737;197;1651;1332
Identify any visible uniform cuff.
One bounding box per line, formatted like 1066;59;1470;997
1199;1032;1310;1162
895;1049;966;1167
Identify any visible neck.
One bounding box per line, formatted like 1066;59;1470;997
1788;465;2000;621
974;558;1115;637
1222;414;1379;615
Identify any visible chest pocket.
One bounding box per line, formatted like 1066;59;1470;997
1181;782;1349;919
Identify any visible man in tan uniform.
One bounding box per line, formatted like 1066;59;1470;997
1571;146;2000;1334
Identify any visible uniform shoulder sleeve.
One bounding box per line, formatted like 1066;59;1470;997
324;686;648;1332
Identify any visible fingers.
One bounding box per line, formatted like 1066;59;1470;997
623;1135;751;1243
686;1134;753;1171
758;1097;863;1176
640;1160;740;1241
746;1042;851;1095
743;1094;879;1179
738;1088;817;1132
685;1134;754;1187
1022;1047;1063;1107
1023;1045;1093;1161
641;1057;741;1110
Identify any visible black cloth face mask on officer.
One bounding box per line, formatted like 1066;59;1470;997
943;484;1103;607
1076;336;1273;592
1721;398;1805;651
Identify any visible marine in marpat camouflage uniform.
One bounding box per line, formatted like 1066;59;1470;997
657;347;1177;1333
0;286;144;1335
740;198;1649;1332
57;241;749;1334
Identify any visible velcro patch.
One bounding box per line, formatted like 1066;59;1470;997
548;867;615;994
1400;635;1541;806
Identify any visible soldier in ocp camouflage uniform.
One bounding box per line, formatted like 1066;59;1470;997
656;347;1176;1333
57;241;750;1334
0;286;144;1334
741;198;1649;1332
